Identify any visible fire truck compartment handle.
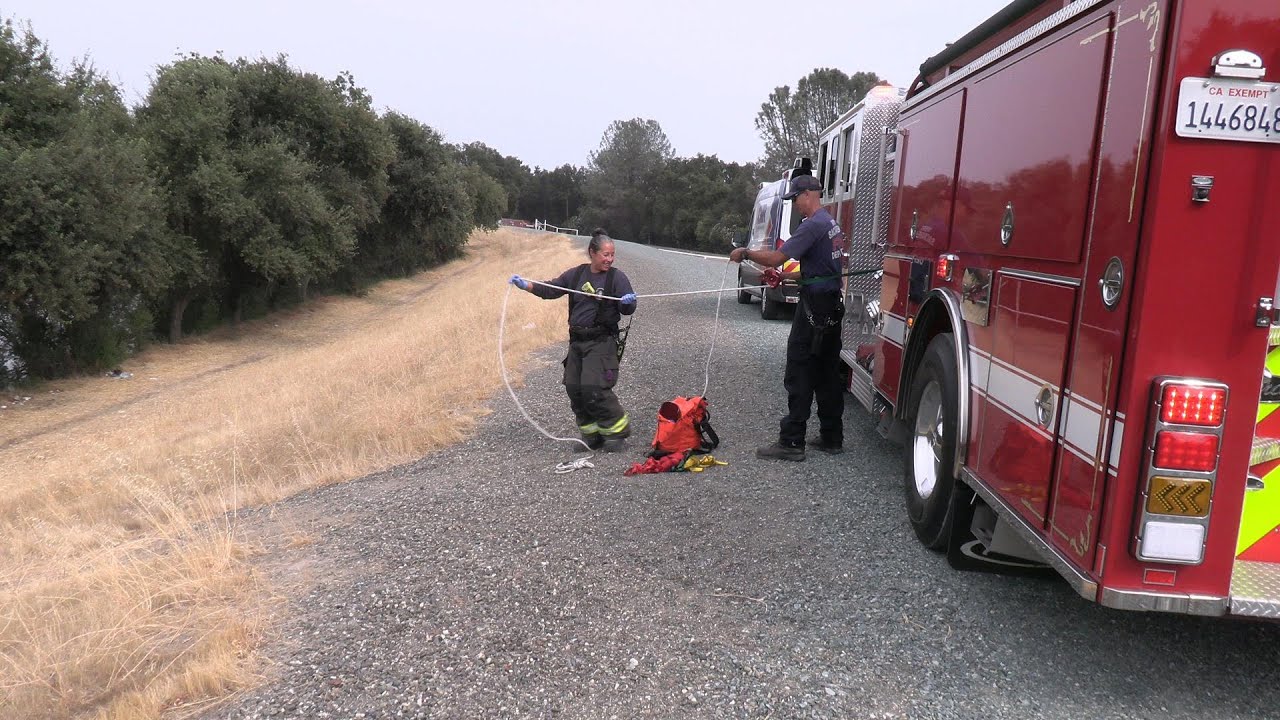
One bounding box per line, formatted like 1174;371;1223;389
1256;297;1275;328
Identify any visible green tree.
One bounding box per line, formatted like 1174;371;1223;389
351;112;475;280
140;55;394;335
137;55;240;341
580;118;674;242
458;164;505;230
0;20;171;377
454;141;530;217
755;68;882;175
651;155;757;253
525;164;585;226
224;58;393;313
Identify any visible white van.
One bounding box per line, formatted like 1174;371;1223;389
735;159;809;320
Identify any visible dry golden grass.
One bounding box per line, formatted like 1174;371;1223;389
0;228;580;719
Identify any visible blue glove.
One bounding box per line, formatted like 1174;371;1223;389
509;274;531;291
619;292;637;306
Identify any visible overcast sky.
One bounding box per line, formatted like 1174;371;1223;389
7;0;1012;170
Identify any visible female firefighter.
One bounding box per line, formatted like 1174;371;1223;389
509;229;637;451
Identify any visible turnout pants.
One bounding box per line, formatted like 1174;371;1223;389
779;291;844;447
564;335;629;439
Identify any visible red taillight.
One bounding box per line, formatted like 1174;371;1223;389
1154;431;1219;472
935;254;957;281
1160;384;1226;426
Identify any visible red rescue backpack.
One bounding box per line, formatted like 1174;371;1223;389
650;396;719;457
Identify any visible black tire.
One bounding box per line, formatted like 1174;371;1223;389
903;333;960;550
737;271;752;304
760;288;785;320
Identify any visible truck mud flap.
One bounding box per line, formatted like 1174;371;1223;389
945;484;1057;578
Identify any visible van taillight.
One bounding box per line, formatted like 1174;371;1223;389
1160;384;1226;426
1135;378;1229;566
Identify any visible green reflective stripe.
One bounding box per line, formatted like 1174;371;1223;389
579;423;600;434
1239;461;1280;556
599;414;629;435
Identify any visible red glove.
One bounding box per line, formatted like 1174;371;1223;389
762;268;782;288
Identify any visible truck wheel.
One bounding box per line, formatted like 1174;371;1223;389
761;289;785;320
904;333;959;550
737;272;752;304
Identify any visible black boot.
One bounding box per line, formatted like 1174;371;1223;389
756;441;806;462
807;435;844;455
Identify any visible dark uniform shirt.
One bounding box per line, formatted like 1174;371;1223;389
780;207;844;294
532;266;636;327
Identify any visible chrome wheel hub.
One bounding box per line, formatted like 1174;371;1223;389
912;380;944;500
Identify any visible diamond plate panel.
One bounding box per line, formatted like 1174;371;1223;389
1251;437;1280;466
841;98;902;364
1231;560;1280;618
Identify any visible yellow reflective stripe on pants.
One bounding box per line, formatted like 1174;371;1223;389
599;414;629;436
579;423;600;435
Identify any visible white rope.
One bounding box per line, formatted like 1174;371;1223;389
525;278;768;300
701;260;733;399
498;284;593;457
555;457;594;474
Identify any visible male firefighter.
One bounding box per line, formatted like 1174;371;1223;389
510;229;637;452
730;174;845;461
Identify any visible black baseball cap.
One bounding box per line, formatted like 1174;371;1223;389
782;174;822;200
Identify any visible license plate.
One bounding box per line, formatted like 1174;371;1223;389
785;296;799;304
1176;77;1280;144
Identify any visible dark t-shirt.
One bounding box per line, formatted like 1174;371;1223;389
779;207;844;294
532;265;636;327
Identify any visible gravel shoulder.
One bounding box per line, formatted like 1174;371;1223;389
208;240;1280;720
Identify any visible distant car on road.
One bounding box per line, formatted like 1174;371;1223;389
736;160;810;320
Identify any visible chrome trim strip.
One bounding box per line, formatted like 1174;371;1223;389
904;0;1111;110
998;268;1083;287
962;467;1098;601
1109;419;1124;468
868;126;896;250
1098;587;1228;616
884;252;916;263
925;288;971;477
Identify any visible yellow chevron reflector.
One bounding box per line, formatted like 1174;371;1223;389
1146;477;1212;517
782;260;800;273
1270;325;1280;347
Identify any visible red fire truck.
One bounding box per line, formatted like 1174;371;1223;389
823;0;1280;618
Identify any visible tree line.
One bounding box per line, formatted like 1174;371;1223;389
1;14;881;384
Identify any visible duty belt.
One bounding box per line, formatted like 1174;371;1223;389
569;325;615;341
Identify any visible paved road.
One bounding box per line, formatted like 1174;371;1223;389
210;239;1280;720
